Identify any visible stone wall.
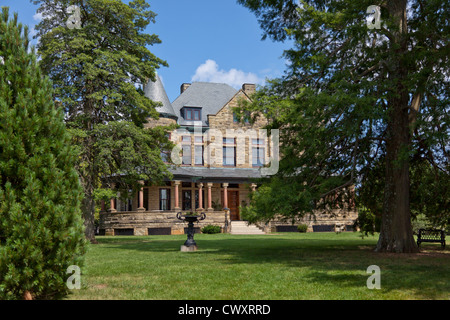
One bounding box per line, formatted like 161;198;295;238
144;117;177;129
99;207;358;236
99;211;228;236
267;209;358;233
208;90;267;131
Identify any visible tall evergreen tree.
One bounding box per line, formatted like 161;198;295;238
31;0;175;243
0;8;86;299
237;0;448;253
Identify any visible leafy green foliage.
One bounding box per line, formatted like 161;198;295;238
358;158;450;232
31;0;174;241
201;225;221;234
0;8;86;299
352;207;380;238
238;0;448;252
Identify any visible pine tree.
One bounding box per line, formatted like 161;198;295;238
0;8;87;300
31;0;174;243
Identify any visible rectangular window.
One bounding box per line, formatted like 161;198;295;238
182;136;191;143
159;189;171;211
223;137;236;166
223;137;236;145
252;138;265;145
194;109;201;121
182;190;192;211
223;146;236;166
182;145;191;165
252;147;265;167
184;108;201;121
195;145;204;165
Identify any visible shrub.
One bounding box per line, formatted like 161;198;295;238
201;225;221;234
411;214;432;235
0;9;86;300
297;224;308;233
353;207;380;238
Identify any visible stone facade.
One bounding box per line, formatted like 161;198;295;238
99;81;358;236
144;116;177;129
100;211;228;236
267;209;358;233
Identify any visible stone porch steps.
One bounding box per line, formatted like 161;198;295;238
230;221;265;235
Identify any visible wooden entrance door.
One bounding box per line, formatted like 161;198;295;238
223;190;240;220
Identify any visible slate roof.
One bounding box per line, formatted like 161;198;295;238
168;166;265;183
171;82;238;127
144;74;178;120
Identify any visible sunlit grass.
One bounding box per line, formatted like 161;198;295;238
68;232;449;300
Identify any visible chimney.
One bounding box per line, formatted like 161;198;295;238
242;83;256;96
180;83;191;94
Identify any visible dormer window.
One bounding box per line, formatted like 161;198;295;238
184;107;201;121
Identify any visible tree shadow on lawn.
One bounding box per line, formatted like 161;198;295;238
95;235;450;299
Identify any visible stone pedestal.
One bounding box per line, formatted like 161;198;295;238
180;245;198;252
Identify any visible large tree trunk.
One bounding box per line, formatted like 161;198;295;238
82;190;98;244
376;0;419;253
376;100;418;253
81;90;98;244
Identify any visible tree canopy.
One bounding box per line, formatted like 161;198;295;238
237;0;449;252
31;0;175;242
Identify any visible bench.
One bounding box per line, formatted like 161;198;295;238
417;229;446;249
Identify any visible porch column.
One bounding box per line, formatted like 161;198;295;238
197;183;203;210
222;183;229;210
207;183;213;211
174;181;181;210
109;183;117;213
138;180;145;211
110;198;116;212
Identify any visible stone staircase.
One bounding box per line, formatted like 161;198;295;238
230;221;266;235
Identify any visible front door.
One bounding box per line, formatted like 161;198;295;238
223;190;240;220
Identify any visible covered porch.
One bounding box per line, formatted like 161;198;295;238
99;167;262;236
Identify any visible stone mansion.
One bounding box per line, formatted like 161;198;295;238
99;75;357;236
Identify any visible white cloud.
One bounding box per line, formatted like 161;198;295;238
33;12;44;22
191;59;263;89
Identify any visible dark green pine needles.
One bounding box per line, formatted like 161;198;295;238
0;8;87;300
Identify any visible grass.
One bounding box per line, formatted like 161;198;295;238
68;232;450;300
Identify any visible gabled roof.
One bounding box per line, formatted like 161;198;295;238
144;74;178;120
172;82;237;127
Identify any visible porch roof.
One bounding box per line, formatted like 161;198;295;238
168;166;266;183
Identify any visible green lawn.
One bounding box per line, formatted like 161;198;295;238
68;232;450;300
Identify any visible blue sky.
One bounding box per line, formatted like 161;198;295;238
1;0;290;101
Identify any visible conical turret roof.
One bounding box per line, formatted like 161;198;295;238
144;73;178;120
